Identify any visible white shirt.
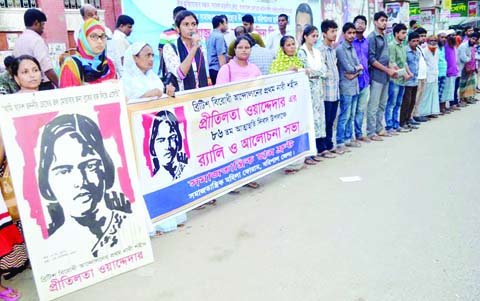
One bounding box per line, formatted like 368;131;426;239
223;31;235;47
13;29;53;82
113;30;130;77
417;45;427;80
266;30;295;54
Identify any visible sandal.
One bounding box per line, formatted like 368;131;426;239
244;182;260;189
194;204;207;210
311;155;323;162
206;200;217;206
284;169;299;175
0;288;20;301
332;147;346;155
319;151;336;158
369;135;383;141
304;158;317;165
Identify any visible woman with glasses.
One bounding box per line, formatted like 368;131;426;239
122;42;176;102
59;18;116;87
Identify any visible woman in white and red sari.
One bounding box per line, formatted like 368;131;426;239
0;131;29;301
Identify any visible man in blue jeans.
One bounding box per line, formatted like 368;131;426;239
385;23;413;134
352;15;371;143
319;19;340;154
336;22;363;154
366;11;398;141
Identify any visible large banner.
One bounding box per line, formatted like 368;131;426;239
122;0;375;65
123;0;322;47
0;82;154;300
128;72;316;222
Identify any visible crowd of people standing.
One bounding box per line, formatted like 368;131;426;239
0;5;478;299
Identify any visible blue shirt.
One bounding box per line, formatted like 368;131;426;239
206;29;227;71
336;41;360;96
353;36;370;90
249;44;275;75
405;46;419;87
367;29;390;84
438;46;447;77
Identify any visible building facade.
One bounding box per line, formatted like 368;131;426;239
0;0;121;60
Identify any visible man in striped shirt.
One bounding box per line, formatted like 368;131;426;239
319;20;340;153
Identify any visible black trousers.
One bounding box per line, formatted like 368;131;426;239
39;82;55;91
400;86;418;126
209;69;218;86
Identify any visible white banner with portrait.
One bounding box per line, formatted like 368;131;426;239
0;82;154;301
128;72;316;222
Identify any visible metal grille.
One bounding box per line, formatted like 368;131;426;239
64;0;101;9
0;0;36;8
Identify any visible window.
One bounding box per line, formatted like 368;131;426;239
64;0;101;9
0;0;37;8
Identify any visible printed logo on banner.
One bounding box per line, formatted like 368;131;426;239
142;107;191;182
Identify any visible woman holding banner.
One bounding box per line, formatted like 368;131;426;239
162;10;208;91
59;18;116;88
11;55;42;93
215;35;261;85
122;42;176;102
269;36;303;74
269;35;315;173
215;35;262;189
298;25;335;161
0;134;28;301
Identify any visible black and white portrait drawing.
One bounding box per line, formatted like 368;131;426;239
38;114;132;258
149;110;189;181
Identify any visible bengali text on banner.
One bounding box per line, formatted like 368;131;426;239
128;72;316;222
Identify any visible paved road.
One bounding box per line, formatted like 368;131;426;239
10;103;480;301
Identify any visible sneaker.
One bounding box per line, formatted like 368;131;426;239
387;129;400;136
398;126;411;132
414;116;429;122
409;119;420;125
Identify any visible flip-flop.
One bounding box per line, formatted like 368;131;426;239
284;169;299;175
304;158;317;165
0;288;20;301
244;182;260;189
206;200;217;206
194;204;206;210
311;155;323;162
228;189;240;194
319;151;336;158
